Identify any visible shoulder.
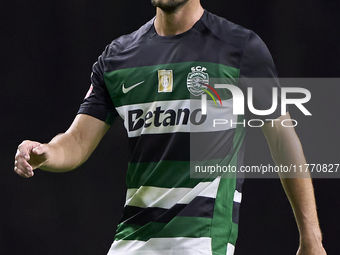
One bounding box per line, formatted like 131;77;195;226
203;11;276;77
102;18;154;58
202;11;261;50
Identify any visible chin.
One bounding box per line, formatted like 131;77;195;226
151;0;190;13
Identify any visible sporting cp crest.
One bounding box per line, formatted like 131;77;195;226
158;70;173;93
187;66;209;96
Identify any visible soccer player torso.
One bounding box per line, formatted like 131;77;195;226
79;10;280;255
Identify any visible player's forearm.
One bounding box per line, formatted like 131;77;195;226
279;178;322;246
266;125;323;245
275;150;322;245
262;115;324;249
15;115;109;177
40;132;89;172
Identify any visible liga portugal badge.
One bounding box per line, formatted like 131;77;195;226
85;84;94;99
158;70;173;93
187;66;209;96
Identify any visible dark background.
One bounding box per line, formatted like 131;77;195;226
1;0;339;254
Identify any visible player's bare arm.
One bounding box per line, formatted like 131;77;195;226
262;112;326;255
14;114;110;178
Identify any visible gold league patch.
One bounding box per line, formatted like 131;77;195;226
158;70;173;93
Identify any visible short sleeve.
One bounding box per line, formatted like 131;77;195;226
239;31;285;121
78;46;118;125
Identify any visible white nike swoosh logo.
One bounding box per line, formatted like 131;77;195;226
122;81;145;94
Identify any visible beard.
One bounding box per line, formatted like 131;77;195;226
151;0;190;13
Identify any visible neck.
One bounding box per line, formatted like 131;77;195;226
154;1;204;36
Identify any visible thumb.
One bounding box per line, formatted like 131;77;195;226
32;144;49;156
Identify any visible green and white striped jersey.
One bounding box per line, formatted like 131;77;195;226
78;10;282;255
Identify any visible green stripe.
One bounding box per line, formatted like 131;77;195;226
104;61;239;107
211;115;246;254
229;222;239;247
115;217;212;241
210;178;236;254
127;161;199;189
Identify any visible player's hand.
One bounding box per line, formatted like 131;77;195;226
14;140;50;178
296;244;327;255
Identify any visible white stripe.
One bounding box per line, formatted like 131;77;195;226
178;177;221;204
116;99;236;138
107;237;212;255
125;186;192;209
226;243;235;255
233;190;242;203
125;178;221;209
